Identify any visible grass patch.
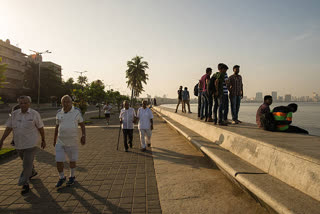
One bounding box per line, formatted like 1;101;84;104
0;148;16;159
84;120;93;125
89;116;105;119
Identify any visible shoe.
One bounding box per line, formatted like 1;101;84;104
66;177;76;186
140;148;146;152
29;171;38;179
125;149;128;152
207;118;214;122
214;121;217;125
205;117;208;122
56;177;66;188
21;184;30;195
200;117;205;120
232;120;239;124
147;143;151;147
188;112;192;113
236;120;242;123
129;144;133;148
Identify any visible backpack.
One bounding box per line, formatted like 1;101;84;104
207;75;217;96
193;83;199;96
260;112;276;131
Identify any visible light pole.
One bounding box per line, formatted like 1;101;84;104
74;70;88;76
29;49;51;108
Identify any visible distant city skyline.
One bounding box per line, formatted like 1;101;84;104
1;0;320;98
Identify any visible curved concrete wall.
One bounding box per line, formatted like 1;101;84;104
154;106;320;202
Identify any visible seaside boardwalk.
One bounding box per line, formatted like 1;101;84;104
0;110;270;213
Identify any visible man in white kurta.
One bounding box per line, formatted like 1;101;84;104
119;100;136;152
137;100;154;152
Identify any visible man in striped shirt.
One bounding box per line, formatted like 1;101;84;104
228;65;243;124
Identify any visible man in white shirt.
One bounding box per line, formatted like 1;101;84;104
119;100;136;152
0;96;46;195
137;100;154;152
54;95;86;188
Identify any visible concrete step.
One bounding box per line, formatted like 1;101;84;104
153;107;320;214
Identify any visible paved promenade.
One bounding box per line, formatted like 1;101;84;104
0;113;161;214
0;109;267;214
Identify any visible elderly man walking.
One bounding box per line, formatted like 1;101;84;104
137;100;154;152
0;96;46;195
119;100;136;152
54;95;86;188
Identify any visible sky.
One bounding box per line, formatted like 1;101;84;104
1;0;320;98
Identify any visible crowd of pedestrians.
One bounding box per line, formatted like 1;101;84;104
0;95;154;195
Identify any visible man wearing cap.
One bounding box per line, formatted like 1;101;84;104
0;96;46;194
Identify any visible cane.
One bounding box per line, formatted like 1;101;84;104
117;122;121;150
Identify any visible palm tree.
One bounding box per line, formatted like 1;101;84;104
126;56;149;106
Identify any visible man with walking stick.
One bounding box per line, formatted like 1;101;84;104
119;100;136;152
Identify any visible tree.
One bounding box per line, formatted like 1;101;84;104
86;80;106;118
77;76;88;87
0;57;7;104
125;56;149;106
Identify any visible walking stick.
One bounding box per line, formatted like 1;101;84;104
117;122;121;150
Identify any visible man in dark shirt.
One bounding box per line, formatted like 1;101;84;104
256;95;273;128
213;63;228;125
199;68;212;120
175;86;183;113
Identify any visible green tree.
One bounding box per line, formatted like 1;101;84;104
86;80;106;118
0;57;7;104
77;76;88;87
125;56;149;106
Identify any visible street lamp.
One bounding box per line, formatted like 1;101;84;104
29;49;51;108
74;70;88;76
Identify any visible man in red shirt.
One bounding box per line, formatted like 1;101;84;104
199;68;212;121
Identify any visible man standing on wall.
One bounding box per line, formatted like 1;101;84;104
175;86;183;113
200;67;212;121
228;65;243;124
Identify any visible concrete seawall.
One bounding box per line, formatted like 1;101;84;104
153;106;320;203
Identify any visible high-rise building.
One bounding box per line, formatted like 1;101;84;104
271;91;277;101
256;92;263;102
278;96;283;102
0;39;27;101
284;94;292;102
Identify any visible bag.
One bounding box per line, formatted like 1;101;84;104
260;112;276;131
193;83;199;96
207;76;217;96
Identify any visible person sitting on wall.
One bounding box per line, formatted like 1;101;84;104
272;103;309;134
256;95;273;129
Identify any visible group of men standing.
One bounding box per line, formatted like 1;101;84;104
198;63;243;125
0;95;154;195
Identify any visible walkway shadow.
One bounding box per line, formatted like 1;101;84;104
35;147;87;172
57;183;130;213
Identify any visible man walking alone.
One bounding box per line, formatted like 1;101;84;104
119;100;136;152
54;95;86;188
228;65;243;124
0;96;46;194
137;100;154;152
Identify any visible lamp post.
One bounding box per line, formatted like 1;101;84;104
29;49;51;108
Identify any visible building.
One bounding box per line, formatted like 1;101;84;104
28;54;62;81
312;92;319;102
255;92;263;102
0;39;27;101
271;91;277;101
284;94;292;102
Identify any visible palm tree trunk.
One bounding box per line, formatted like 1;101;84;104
130;88;134;107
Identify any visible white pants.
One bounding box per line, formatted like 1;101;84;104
139;129;152;148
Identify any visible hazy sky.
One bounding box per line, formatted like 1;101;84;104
1;0;320;98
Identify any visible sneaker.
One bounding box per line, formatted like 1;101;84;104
141;148;146;152
21;184;30;195
188;112;192;113
236;120;242;123
232;120;239;124
29;171;38;179
66;177;76;186
147;143;151;147
56;177;66;188
207;118;214;122
218;122;228;126
129;144;133;148
214;121;217;125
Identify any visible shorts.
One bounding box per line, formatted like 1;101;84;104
105;113;110;118
55;143;78;162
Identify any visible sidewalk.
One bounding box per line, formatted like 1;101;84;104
0;113;161;214
151;114;267;214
